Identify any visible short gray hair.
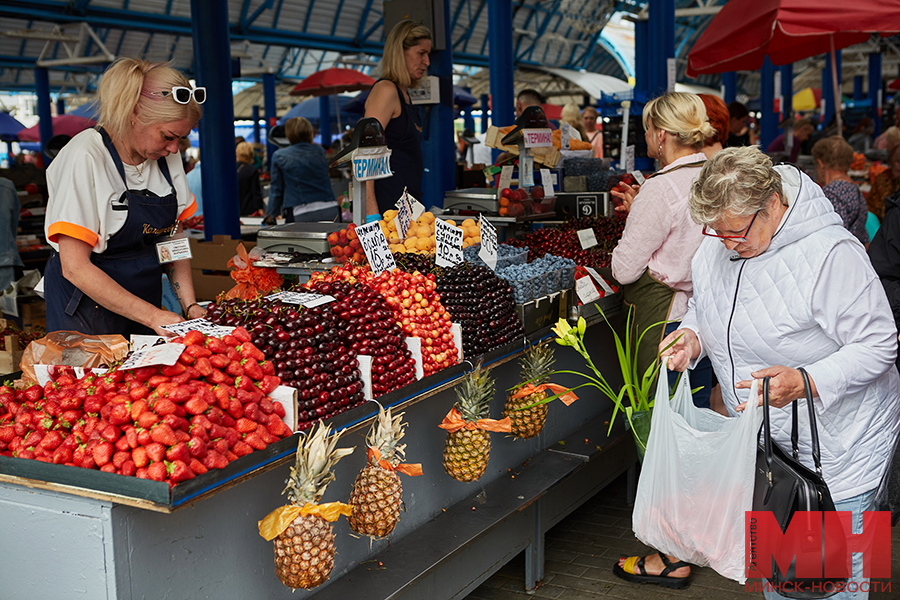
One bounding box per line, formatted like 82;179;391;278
690;146;785;225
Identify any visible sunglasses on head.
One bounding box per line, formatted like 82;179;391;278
150;85;206;105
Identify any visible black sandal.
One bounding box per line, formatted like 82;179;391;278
612;551;692;589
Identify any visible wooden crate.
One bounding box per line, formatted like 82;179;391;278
0;334;23;376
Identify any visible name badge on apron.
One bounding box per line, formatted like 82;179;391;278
156;238;192;264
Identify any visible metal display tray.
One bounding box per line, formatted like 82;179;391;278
257;222;345;240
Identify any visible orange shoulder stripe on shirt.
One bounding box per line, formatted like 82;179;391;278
178;195;197;221
48;221;100;248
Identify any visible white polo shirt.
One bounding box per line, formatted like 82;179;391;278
46;128;196;253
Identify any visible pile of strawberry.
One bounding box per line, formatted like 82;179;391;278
0;327;293;487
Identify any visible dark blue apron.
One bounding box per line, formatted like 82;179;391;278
373;80;423;214
45;127;179;336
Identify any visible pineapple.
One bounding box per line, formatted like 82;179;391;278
504;344;555;439
348;406;409;538
442;361;495;482
272;422;354;589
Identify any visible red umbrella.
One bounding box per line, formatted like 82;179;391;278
541;103;564;121
889;77;900;92
289;68;376;97
686;0;900;133
17;114;96;142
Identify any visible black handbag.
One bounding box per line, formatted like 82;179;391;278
873;429;900;527
752;369;847;599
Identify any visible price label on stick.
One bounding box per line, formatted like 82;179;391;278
435;218;464;268
575;276;601;305
625;145;635;173
498;165;514;192
577;228;598;250
560;123;571;151
394;190;413;238
161;318;234;338
355;220;397;276
540;168;555;198
585;267;615;294
478;214;498;271
522;155;534;187
265;291;336;308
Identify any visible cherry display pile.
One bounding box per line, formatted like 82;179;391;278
0;328;292;485
506;215;625;268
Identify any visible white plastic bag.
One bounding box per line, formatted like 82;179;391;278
632;359;762;583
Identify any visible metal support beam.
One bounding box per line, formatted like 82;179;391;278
35;66;54;162
480;93;490;133
822;51;841;130
319;95;331;148
853;75;864;102
760;57;777;149
252;104;261;144
190;0;240;241
633;18;649;100
780;63;792;120
57;97;65;115
421;0;455;210
647;0;675;98
721;72;736;104
869;52;883;137
488;0;514;163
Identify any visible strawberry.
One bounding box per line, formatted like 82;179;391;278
43;400;62;417
138;411;160;429
189;458;208;475
205;337;229;354
125;426;139;449
232;327;251;343
100;463;117;473
163;414;190;432
191;414;213;430
211;438;229;455
208;423;227;440
184;344;212;358
174;430;191;444
152;398;177;416
145;442;166;463
209;354;230;369
183;330;205;346
137;428;153;446
52;445;73;465
178;352;196;366
109;403;131;426
184;397;209;416
131;399;149;420
223;428;240;448
83;395;105;414
227;399;244;420
166;442;191;463
257;375;281;395
202;450;229;470
259;360;276;376
114;436;131;452
39;431;63;451
136;467;149;480
266;419;290;438
132;446;150;468
187;436;208;458
93;441;114;466
59;392;83;411
239;341;265;361
206;406;224;425
235;418;257;434
99;403;113;421
235;376;255;393
207;369;230;385
258;428;278;445
166;460;195;483
129;385;150;402
222;334;239;347
221;414;236;428
241;359;263;381
232;440;253;457
225;347;241;362
112;450;131;469
273;401;286;418
147;461;167;482
161;363;186;377
243;432;266;451
237;388;263;404
150;423;177;446
225;360;244;378
99;424;121;443
120;460;137;477
258;398;275;415
147;375;170;388
243;403;261;422
168;385;192;403
23;430;44;448
225;450;239;462
194;357;214;377
0;425;15;443
24;385;42;402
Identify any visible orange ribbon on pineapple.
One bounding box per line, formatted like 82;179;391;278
510;383;579;407
368;447;423;477
258;501;353;541
438;407;512;433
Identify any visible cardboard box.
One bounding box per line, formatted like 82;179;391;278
515;291;567;335
192;271;234;302
0;334;23;375
188;235;250;270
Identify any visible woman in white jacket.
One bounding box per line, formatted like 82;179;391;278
662;146;900;600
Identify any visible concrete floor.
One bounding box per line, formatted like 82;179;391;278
465;472;900;600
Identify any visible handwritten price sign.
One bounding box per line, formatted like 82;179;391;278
356;220;397;276
478;214;498;271
435;218;464;268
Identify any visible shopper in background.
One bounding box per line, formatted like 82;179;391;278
43;57;205;336
660;146;899;600
364;19;432;217
868;144;900;222
812;136;869;245
697;94;729;160
264;117;337;225
610;91;715;408
873;125;900;152
868;188;900;371
0;177;23;291
560;103;588;141
766;118;815;163
582;106;604;158
725;101;753;147
235;141;264;216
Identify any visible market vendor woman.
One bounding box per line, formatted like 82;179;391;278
364;20;432;217
44;58;206;336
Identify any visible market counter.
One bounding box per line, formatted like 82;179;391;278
0;297;632;599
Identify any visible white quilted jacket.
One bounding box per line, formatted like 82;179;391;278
681;164;900;501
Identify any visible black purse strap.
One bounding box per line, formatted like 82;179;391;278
762;368;824;476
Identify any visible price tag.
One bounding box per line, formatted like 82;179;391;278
355;220;397;276
560;123;571;151
434;218;464;268
161;319;235;338
585;267;615;294
120;343;186;371
522;155;534;187
577;195;598;217
575;276;601;304
625;145;635;173
666;58;676;93
577;228;598;250
265;291;336;308
478;214;498;271
522;128;553;148
498;165;514;192
631;170;645;185
352;147;393;181
397;189;425;221
394;191;413;238
540;169;555;197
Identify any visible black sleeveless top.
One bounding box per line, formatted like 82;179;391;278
373;80;423;214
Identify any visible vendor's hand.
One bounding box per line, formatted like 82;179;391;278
658;328;700;372
186;303;207;320
263;214;277;227
611;183;640;214
151;309;185;337
735;365;812;412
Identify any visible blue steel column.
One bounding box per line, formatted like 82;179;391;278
760;57;776;149
463;108;475;133
647;0;674;98
421;0;455;208
489;0;514;162
56;98;65;115
780;64;792;120
480;93;490;133
853;76;864;102
721;72;737;104
263;73;277;171
252;105;261;143
822;51;842;129
634;19;649;99
870;53;883;136
190;0;240;240
319;95;331;148
34;67;54;163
